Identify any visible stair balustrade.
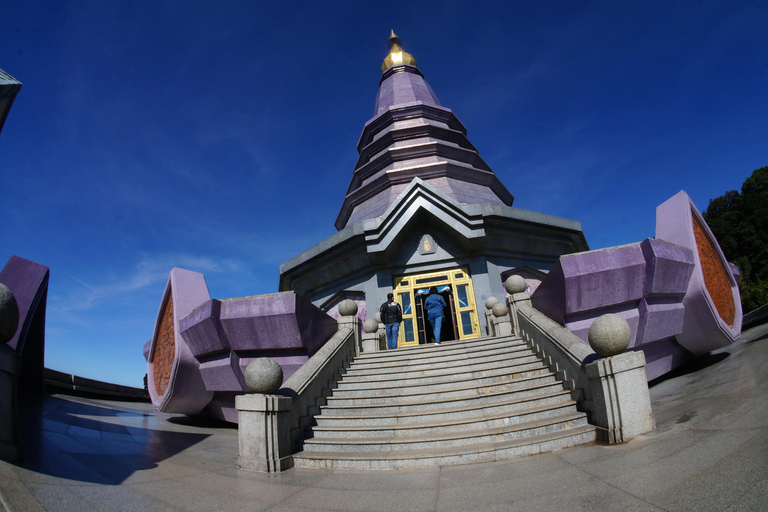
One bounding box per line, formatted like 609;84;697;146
508;291;655;443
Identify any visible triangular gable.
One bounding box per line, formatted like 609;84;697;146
364;177;486;256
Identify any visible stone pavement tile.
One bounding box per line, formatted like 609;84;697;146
642;427;768;512
556;428;758;499
42;430;101;454
671;390;768;432
0;462;19;480
140;435;210;461
312;468;440;491
96;433;147;453
216;465;332;487
40;418;70;434
0;476;46;512
162;451;233;474
437;452;571;487
200;446;239;462
66;452;170;485
19;441;117;485
127;477;273;512
2;459;97;488
67;424;103;439
120;458;208;485
191;435;239;457
39;409;75;427
273;484;439;512
173;471;310;507
98;421;132;435
435;462;662;512
258;507;328;512
70;483;177;512
509;483;665;512
181;445;238;464
723;478;768;512
23;482;98;512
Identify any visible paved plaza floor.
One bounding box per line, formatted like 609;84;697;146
1;322;767;511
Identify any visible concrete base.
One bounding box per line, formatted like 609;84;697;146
586;350;655;443
361;331;381;353
236;394;293;473
485;310;496;336
495;316;513;337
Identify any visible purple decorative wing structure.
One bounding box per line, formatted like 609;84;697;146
532;191;741;380
0;255;50;392
146;269;338;422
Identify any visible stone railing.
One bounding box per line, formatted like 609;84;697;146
236;307;361;472
505;277;654;443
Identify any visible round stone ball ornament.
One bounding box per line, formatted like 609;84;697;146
484;297;499;310
363;319;379;333
244;358;284;394
338;299;358;317
588;314;631;357
491;302;509;318
505;275;527;295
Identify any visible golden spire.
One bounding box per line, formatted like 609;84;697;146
381;30;417;72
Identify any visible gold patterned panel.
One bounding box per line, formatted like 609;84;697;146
692;213;735;327
151;291;175;397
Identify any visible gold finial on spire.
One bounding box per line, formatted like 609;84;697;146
382;30;417;72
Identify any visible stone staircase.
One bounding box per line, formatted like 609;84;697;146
293;335;596;470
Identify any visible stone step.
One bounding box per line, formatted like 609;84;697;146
303;411;589;453
310;400;580;439
349;339;530;371
316;386;572;425
353;336;525;363
295;333;596;470
336;356;546;390
341;349;539;381
293;424;597;470
328;367;554;404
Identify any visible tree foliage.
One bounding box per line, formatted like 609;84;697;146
703;166;768;313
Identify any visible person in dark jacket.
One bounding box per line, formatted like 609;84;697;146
380;292;403;350
424;287;447;345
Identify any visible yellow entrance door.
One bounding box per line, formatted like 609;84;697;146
393;268;480;347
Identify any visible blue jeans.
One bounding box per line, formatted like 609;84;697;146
386;322;400;350
429;315;443;343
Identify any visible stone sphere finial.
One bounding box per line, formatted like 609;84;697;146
485;297;499;310
363;319;379;333
374;312;382;323
338;299;358;317
505;275;527;295
588;314;631;357
244;358;284;394
0;283;20;344
491;302;509;318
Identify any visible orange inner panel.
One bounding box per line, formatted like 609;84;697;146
151;291;176;397
693;214;735;327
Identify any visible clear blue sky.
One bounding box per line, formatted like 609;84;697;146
1;1;766;387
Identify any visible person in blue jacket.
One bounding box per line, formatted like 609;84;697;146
423;287;447;345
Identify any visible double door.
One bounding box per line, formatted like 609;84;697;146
393;268;480;347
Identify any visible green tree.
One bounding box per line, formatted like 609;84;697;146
703;166;768;313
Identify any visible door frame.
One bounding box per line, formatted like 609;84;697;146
393;267;480;347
